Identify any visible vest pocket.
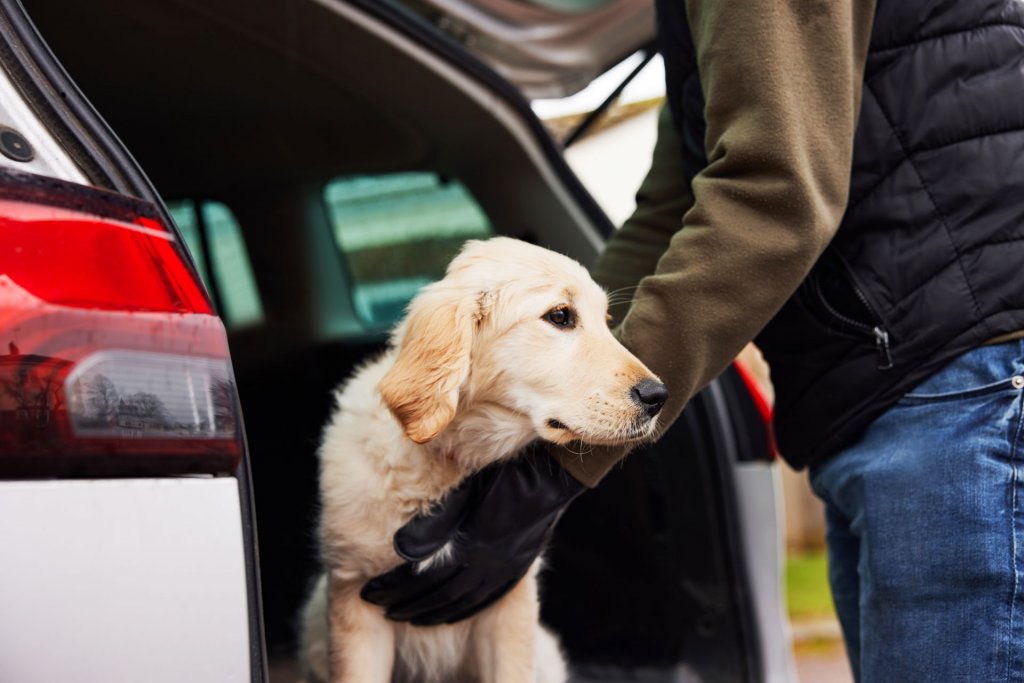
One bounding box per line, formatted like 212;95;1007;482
802;249;893;370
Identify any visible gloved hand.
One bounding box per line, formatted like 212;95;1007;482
360;442;585;625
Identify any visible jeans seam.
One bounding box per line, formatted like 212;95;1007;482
1009;388;1024;682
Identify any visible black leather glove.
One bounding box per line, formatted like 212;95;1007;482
360;442;585;625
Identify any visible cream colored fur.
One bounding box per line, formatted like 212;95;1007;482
299;237;663;683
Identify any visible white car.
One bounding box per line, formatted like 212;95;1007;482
0;0;795;680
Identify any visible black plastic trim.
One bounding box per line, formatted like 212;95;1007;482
235;427;270;683
0;165;163;222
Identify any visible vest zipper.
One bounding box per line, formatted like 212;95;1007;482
872;326;894;371
810;271;894;371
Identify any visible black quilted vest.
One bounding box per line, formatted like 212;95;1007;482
657;0;1024;469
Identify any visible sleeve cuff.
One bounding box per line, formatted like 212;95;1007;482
549;442;632;488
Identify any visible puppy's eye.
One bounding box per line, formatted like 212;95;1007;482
543;307;576;329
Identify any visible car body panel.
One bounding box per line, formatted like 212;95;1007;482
0;478;251;682
734;463;799;683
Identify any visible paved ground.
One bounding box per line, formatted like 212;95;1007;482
791;616;853;683
794;641;853;683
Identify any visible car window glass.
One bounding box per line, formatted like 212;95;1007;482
323;172;493;328
167;200;264;329
169;199;210;286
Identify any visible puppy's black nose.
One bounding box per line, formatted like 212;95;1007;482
632;379;668;417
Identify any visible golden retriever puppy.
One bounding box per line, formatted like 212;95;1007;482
300;237;665;683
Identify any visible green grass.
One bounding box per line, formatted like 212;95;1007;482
786;550;837;619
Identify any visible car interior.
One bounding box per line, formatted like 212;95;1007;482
27;0;769;679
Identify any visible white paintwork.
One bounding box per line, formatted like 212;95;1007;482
0;477;251;683
0;65;88;183
734;463;799;683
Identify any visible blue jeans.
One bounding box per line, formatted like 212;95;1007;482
810;339;1024;682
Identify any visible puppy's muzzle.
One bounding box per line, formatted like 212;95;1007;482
631;379;668;418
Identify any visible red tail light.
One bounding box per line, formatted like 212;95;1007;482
0;170;240;476
732;358;778;459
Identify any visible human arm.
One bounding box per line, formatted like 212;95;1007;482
551;0;879;486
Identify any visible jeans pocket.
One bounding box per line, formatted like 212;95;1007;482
897;341;1024;406
898;374;1023;405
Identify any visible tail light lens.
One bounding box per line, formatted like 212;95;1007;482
0;170;241;476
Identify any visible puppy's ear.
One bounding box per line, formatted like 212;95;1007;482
378;283;485;444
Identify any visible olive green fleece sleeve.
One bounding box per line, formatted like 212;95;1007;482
554;0;878;487
591;105;694;323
